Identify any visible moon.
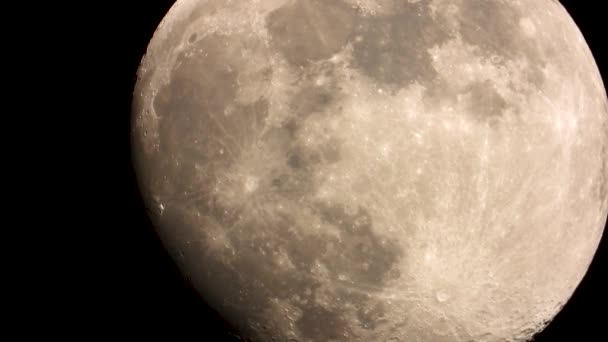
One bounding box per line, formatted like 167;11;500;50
131;0;608;341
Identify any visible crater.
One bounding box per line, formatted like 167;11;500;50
187;32;198;43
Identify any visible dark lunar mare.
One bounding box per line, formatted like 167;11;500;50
265;0;544;125
350;0;451;89
266;0;357;68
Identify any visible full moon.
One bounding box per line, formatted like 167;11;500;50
131;0;608;341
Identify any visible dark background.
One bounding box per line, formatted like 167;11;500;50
95;1;607;340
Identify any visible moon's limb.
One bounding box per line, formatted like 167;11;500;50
132;1;608;341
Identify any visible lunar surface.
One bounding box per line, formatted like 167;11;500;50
131;0;608;341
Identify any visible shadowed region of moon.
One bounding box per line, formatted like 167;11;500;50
132;0;608;341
